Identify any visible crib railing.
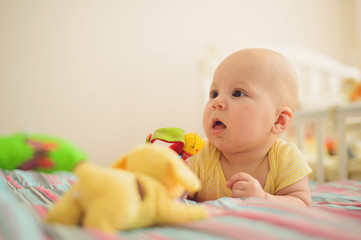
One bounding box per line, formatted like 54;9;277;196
292;102;361;182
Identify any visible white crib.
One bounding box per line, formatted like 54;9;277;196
281;47;361;182
292;103;361;182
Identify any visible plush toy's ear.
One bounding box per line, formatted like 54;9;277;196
46;184;83;225
111;153;128;169
271;106;293;135
169;159;201;194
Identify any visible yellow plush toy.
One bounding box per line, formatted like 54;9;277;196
182;132;204;160
46;144;207;233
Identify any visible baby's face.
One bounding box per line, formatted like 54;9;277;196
202;50;283;153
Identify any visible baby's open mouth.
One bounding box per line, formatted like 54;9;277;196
212;120;226;130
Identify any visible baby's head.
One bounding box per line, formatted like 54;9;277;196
219;48;299;111
203;48;299;153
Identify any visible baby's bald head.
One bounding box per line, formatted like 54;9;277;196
219;48;299;112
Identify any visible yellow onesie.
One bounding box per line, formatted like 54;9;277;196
186;138;312;202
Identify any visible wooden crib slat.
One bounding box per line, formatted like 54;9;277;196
337;118;347;180
334;103;361;180
315;120;325;182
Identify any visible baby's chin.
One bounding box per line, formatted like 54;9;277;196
209;137;247;154
207;137;230;151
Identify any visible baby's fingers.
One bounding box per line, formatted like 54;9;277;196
230;181;251;197
226;172;252;189
231;189;246;198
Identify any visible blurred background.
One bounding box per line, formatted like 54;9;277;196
1;0;360;165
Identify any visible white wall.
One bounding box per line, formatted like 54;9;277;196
0;0;359;165
351;0;361;67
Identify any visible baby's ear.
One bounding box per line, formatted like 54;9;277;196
271;107;293;134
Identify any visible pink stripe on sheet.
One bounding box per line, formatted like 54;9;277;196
224;210;360;240
337;180;361;187
315;206;361;220
34;205;48;218
313;180;361;192
241;200;357;225
44;174;61;186
5;175;22;189
185;220;277;240
143;232;174;240
87;229;173;240
317;202;361;207
87;229;128;240
45;173;76;186
35;186;58;201
313;186;347;192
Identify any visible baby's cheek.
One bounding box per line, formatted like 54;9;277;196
202;111;211;129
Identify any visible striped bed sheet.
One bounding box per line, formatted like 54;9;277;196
1;169;360;240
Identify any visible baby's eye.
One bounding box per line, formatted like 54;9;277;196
210;91;218;99
232;89;245;97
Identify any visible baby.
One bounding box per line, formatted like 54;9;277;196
187;48;312;206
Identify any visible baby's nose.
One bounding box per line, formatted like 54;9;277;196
212;97;226;110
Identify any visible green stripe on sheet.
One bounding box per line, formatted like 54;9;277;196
120;225;227;240
0;177;46;240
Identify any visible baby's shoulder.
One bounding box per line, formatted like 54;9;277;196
271;138;299;154
269;138;304;166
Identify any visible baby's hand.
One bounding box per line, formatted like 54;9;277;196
226;172;265;199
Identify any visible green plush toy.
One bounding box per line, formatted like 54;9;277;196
0;132;87;172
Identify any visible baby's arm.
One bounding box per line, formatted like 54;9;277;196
226;172;312;206
268;176;312;206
